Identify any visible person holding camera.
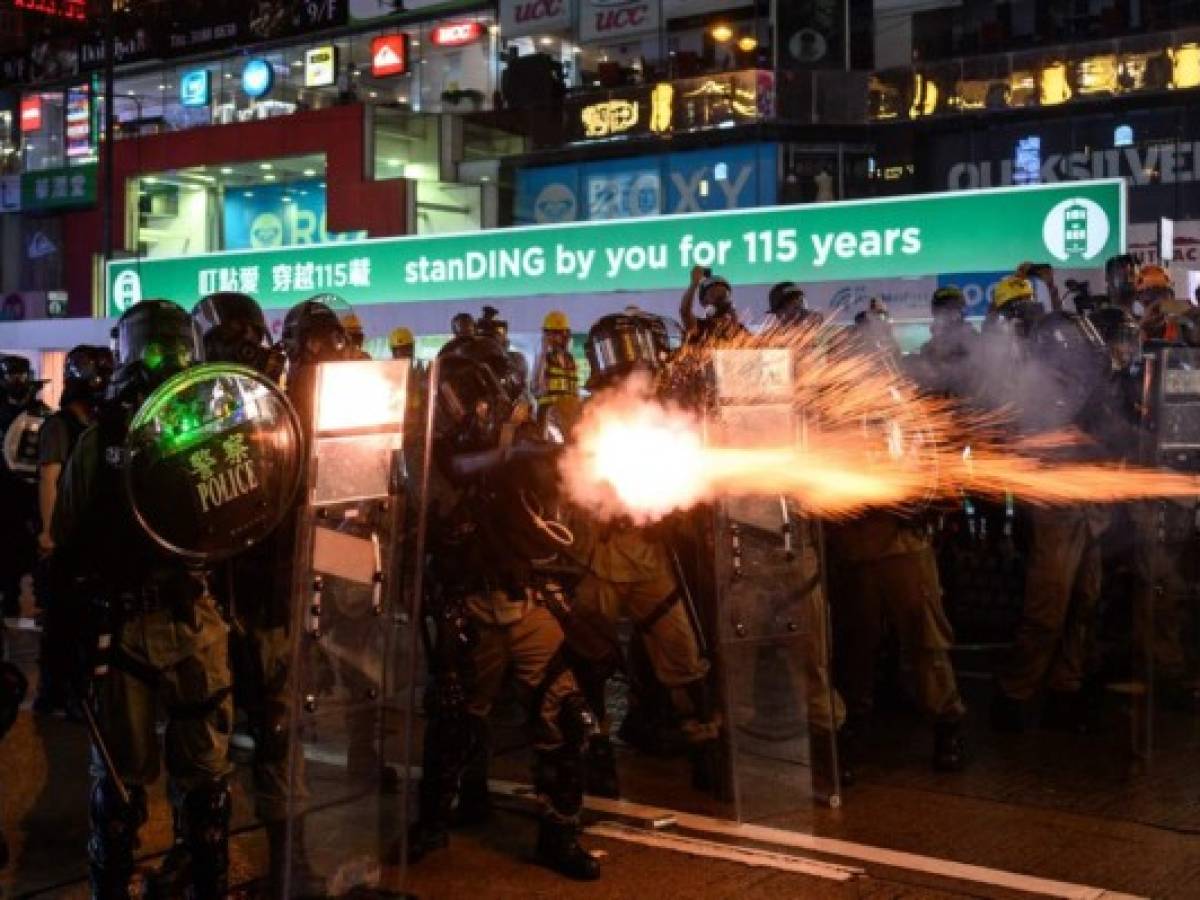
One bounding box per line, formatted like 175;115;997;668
680;266;747;345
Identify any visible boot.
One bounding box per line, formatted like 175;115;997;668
989;691;1025;733
585;734;620;799
932;720;967;772
88;780;146;900
536;818;601;881
181;779;231;900
534;747;600;880
266;818;325;900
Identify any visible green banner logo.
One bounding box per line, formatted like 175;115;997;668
107;180;1125;318
1042;197;1111;263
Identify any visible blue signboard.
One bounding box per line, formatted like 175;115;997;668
515;143;780;226
938;271;1008;318
223;179;365;250
242;59;274;98
180;69;212;108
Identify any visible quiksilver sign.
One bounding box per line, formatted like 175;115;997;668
948;143;1200;190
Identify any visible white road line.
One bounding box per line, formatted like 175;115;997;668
585;820;859;882
491;781;1144;900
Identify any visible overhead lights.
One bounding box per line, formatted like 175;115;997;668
539;37;554;47
737;36;758;53
220;167;233;175
243;191;254;198
711;24;733;43
302;168;317;177
259;162;273;170
264;173;277;181
144;176;158;184
387;158;403;167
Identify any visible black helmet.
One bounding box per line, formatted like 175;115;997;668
1088;305;1142;370
434;336;524;454
0;355;34;403
61;345;115;406
112;300;199;397
931;285;966;315
477;305;510;347
193;292;285;380
451;312;476;339
768;281;804;315
282;299;349;365
584;309;671;391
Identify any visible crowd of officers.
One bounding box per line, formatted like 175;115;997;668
0;250;1195;896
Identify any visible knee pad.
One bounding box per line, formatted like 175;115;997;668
557;692;598;751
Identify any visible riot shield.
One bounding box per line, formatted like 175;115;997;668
705;348;843;816
124;363;303;563
283;358;430;897
1131;345;1200;770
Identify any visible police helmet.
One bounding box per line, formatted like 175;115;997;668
193;292;285;379
931;285;966;315
451;312;476;339
434;335;524;451
61;345;115;406
0;355;34;401
282;299;349;365
112;300;200;397
584;309;671;391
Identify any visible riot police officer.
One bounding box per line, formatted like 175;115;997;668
189;292;315;898
1;354;49;619
563;311;720;798
54;300;234;899
911;285;981;398
830;310;968;772
34;345;113;716
987;295;1114;733
411;334;600;881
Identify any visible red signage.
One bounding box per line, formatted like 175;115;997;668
371;34;410;78
19;96;42;133
431;20;485;47
14;0;87;21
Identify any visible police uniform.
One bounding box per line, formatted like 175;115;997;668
55;380;233;899
413;337;600;881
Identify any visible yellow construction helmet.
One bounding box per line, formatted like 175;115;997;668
543;310;570;332
389;326;415;349
992;275;1035;310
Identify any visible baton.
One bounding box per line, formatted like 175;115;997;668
667;544;709;658
81;699;131;807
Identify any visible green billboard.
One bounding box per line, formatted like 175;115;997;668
106;180;1125;317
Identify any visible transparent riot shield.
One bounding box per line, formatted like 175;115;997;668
706;348;843;818
283;358;430;897
1131;346;1200;771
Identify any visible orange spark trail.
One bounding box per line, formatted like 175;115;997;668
561;324;1199;521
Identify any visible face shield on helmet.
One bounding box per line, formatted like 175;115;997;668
282;300;350;366
585;310;672;392
0;355;35;404
62;345;115;406
192;292;285;380
434;338;524;454
112;300;201;397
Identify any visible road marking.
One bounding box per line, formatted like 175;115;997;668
491;781;1144;900
585;820;859;881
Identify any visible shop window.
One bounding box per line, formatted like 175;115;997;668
373;108;439;181
21;91;66;173
415;181;482;234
